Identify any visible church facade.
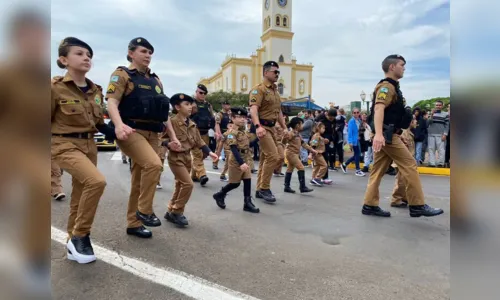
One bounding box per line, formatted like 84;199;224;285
198;0;314;101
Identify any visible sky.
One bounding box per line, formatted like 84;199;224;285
5;0;482;108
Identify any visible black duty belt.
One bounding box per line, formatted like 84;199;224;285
395;129;403;135
259;119;276;127
125;119;164;133
52;133;94;139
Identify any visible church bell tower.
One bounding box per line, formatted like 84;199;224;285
261;0;294;63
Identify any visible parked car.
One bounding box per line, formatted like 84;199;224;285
95;119;117;150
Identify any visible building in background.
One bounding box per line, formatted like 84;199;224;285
198;0;313;101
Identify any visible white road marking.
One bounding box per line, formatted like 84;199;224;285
51;226;261;300
110;151;123;161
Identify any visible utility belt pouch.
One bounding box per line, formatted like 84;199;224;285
383;124;395;144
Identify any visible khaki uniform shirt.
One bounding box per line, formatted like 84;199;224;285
168;114;206;152
310;133;326;154
283;130;313;154
249;79;282;122
51;73;104;134
105;65;163;102
227;127;251;164
374;81;397;107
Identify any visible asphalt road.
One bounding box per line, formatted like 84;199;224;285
51;151;450;300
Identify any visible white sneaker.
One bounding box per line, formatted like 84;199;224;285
355;170;366;177
66;236;96;264
53;193;66;201
310;179;323;186
340;163;347;173
321;179;333;185
156;183;163;189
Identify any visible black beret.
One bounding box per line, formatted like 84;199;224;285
288;117;303;129
327;109;337;117
221;100;230;105
230;106;248;116
170;93;194;106
197;84;208;93
263;61;279;69
128;37;154;53
59;37;93;58
385;54;406;64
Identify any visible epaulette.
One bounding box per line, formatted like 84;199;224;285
51;76;64;84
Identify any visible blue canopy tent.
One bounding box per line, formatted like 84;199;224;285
281;95;323;115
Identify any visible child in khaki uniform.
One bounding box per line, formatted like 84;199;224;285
215;122;233;182
163;93;218;227
282;117;318;193
391;117;417;207
309;122;331;186
212;107;260;213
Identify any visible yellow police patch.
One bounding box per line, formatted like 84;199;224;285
250;97;257;103
155;85;161;93
377;92;387;100
107;84;116;94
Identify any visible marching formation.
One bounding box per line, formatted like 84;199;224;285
51;37;444;265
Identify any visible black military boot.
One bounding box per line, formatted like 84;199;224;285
243;196;260;213
260;189;276;203
213;190;227;209
126;225;152;238
298;170;313;193
164;212;189;227
200;175;209;186
409;204;444;218
136;211;161;227
284;172;296;193
362;205;391;217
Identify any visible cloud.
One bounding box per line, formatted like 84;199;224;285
50;0;451;107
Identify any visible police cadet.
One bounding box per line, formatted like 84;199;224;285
215;121;233;181
363;54;443;218
249;61;288;203
190;84;215;186
106;37;180;238
52;37;111;264
214;100;231;170
163;93;218;227
212;107;260;213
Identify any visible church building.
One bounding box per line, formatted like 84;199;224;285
198;0;314;101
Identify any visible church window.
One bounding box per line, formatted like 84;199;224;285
276;15;281;26
278;83;284;95
283;16;288;27
279;55;284;63
268;17;271;27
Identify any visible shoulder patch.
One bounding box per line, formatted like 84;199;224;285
110;75;120;83
380;87;389;93
251;89;259;95
107;84;116;94
227;134;234;139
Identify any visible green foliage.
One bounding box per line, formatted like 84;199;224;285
412;97;450;112
205;90;249;111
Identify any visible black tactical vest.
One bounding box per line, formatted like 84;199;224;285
220;111;230;132
191;101;215;132
117;66;170;129
368;78;412;131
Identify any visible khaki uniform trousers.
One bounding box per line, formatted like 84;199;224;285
229;153;252;183
168;152;194;214
364;134;425;206
391;172;408;204
51;137;106;237
117;129;162;228
275;143;285;173
51;159;63;196
256;127;279;190
221;149;231;176
249;147;255;170
191;134;209;179
312;154;328;179
285;150;304;173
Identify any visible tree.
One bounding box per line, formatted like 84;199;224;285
412;97;450;112
205;90;249;111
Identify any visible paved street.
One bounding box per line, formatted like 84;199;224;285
51;151;450;300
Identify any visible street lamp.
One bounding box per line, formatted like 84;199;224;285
360;90;369;113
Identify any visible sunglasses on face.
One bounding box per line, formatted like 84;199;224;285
353;112;360;114
267;70;280;75
198;91;207;95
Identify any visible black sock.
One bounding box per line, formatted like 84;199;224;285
243;179;251;197
221;182;240;194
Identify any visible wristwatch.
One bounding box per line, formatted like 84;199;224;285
255;124;261;128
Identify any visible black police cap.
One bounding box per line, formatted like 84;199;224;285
197;84;208;93
263;61;279;69
230;106;248;116
221;100;230;105
385;54;406;64
170;93;194;107
128;37;154;53
59;37;93;58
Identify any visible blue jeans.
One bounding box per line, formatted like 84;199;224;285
300;138;309;162
345;145;361;170
415;141;423;164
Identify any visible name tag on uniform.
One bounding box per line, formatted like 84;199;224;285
138;84;152;90
59;99;81;105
